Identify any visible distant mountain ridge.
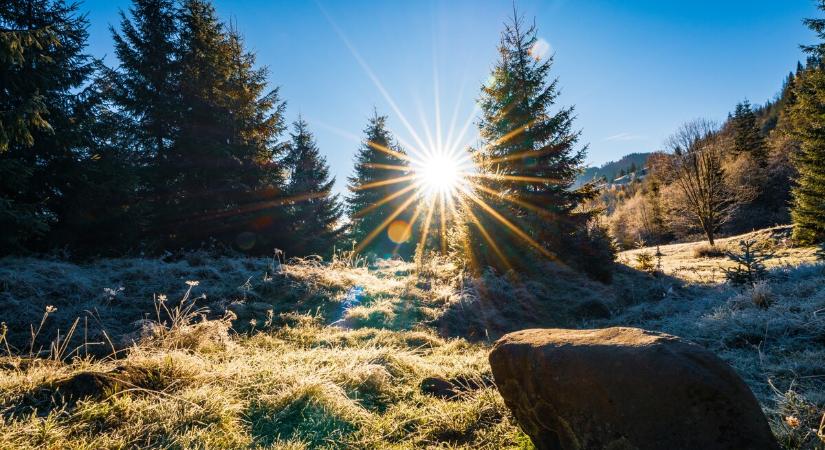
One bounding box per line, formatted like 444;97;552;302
574;152;653;188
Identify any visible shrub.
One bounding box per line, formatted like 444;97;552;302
693;243;725;258
748;280;774;309
722;239;773;285
772;388;825;449
635;252;656;273
570;218;617;283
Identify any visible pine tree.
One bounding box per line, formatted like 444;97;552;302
789;2;825;244
109;0;179;160
730;100;767;165
50;82;145;254
0;0;95;253
282;119;343;256
470;10;600;272
347;112;413;257
159;0;287;250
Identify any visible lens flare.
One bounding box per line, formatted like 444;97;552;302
387;219;413;243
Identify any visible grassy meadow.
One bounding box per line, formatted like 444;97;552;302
1;229;824;449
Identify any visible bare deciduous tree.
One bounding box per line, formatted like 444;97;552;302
663;119;749;246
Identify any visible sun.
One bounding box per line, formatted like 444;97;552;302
415;152;466;198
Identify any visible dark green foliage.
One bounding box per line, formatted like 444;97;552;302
0;25;56;152
790;3;825;245
153;0;287;251
346;112;412;257
789;66;825;244
729;100;767;165
283;119;343;257
1;0;295;255
0;0;97;253
47;82;145;254
722;239;772;285
108;0;179;161
469;10;613;277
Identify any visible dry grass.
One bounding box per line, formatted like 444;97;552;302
0;322;529;449
0;253;531;449
620;226;818;283
0;227;823;449
612;227;825;449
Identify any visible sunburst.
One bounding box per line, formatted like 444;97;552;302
319;8;560;269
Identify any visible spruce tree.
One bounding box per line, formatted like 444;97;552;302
730;100;767;164
283;119;343;256
0;0;94;253
160;0;287;250
347;112;413;257
789;2;825;244
109;0;179;160
470;10;595;271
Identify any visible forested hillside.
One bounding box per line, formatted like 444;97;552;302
574;152;653;188
592;68;804;249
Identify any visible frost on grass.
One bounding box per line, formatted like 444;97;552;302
0;232;824;449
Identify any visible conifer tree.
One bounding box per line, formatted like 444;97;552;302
347;112;413;257
470;10;599;271
109;0;179;160
283;119;343;256
730;100;767;165
160;0;287;250
0;0;95;253
789;2;825;244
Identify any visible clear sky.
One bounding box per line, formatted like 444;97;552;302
81;0;817;196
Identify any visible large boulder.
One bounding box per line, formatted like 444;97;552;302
489;327;779;450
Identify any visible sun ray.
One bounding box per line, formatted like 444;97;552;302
483;120;535;152
466;173;562;184
485;141;569;165
443;75;466;154
469;182;556;218
393;197;427;254
363;163;412;172
317;3;433;162
445;102;479;160
458;185;556;260
352;181;422;218
351;174;416;191
366;140;420;165
414;97;438;161
416;196;437;258
354;190;420;254
456;194;511;270
438;193;448;254
165;190;328;227
432;52;443;157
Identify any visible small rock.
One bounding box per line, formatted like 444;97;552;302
421;376;459;399
420;375;488;400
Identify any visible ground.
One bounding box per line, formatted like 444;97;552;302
0;228;823;449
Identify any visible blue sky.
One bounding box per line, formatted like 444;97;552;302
81;0;817;195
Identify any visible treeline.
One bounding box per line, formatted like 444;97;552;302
2;0;613;280
1;0;349;256
602;4;825;249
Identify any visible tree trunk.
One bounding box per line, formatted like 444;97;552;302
705;227;715;247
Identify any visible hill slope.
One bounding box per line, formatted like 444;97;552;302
574;152;653;188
